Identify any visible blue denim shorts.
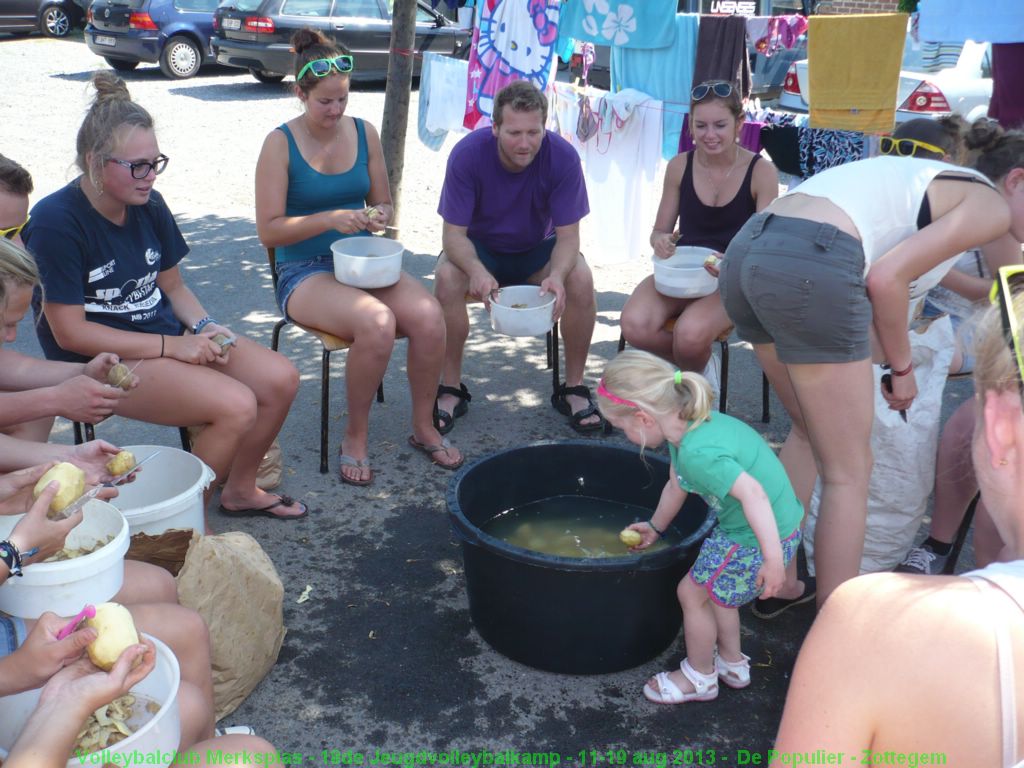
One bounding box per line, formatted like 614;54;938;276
1;614;26;658
471;236;557;286
689;526;801;608
275;256;336;323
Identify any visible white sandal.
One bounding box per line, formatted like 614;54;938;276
642;658;719;704
715;652;751;689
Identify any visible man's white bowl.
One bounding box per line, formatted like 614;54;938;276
490;285;556;337
652;246;719;298
0;633;181;768
0;499;128;619
331;236;403;289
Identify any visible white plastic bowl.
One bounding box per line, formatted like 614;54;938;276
331;235;404;289
490;285;555;337
110;445;213;536
0;499;128;619
0;633;181;768
652;246;719;298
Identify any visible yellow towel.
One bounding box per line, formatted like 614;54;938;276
808;13;907;133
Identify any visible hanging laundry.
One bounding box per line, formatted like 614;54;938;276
807;13;906;133
559;0;677;50
989;43;1024;129
611;13;699;160
418;52;470;150
418;52;447;151
918;40;964;72
747;14;807;57
463;0;562;129
691;14;750;98
798;128;865;178
918;0;1024;44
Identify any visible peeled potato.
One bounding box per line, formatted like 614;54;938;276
619;529;643;547
32;462;86;515
85;602;140;672
106;450;136;477
364;205;384;221
106;363;133;391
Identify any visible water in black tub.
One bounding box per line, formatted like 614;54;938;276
481;495;679;558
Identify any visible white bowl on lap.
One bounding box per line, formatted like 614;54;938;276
490;285;556;337
331;236;404;289
653;246;718;299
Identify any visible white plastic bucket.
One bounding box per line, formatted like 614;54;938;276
490;285;556;337
331;236;404;289
0;634;181;768
110;445;213;536
0;499;128;619
652;246;719;298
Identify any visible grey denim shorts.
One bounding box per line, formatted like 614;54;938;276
1;613;26;658
720;212;871;364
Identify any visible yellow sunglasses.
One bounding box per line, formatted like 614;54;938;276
0;215;29;241
989;265;1024;391
879;136;946;158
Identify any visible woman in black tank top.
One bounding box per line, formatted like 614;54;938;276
619;82;779;376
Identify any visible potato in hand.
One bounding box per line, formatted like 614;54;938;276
106;450;136;477
32;462;86;516
106;363;133;391
619;529;643;547
85;602;140;671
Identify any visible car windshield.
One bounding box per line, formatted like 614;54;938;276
228;0;263;12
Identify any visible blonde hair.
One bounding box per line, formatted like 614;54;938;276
76;72;155;189
597;350;714;433
0;237;40;312
973;291;1024;401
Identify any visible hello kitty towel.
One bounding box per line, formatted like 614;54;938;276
559;0;676;50
464;0;561;129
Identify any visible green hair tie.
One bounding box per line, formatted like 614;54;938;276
674;370;683;385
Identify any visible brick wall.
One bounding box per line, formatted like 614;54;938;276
817;0;900;12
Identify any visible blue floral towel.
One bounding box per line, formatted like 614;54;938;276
560;0;676;50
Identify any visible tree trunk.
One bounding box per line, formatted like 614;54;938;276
380;0;418;239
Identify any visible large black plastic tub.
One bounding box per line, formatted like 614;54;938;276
447;441;714;674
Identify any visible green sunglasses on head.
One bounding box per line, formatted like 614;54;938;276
297;55;355;81
989;265;1024;393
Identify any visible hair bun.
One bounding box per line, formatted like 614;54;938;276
291;28;329;54
90;70;131;103
965;117;1004;153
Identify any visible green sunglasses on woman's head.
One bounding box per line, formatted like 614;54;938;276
990;265;1024;393
297;55;355;81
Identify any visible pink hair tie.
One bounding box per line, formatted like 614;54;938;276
597;378;638;408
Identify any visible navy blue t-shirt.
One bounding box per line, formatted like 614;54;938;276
25;180;187;363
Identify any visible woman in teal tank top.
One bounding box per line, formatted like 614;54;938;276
255;29;462;486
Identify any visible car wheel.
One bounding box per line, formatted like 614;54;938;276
159;35;201;79
104;57;139;72
40;4;72;37
250;68;285;84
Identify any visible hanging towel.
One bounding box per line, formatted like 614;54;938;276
918;40;964;72
690;14;751;99
611;13;699;160
918;0;1024;44
463;0;562;129
807;13;907;133
559;0;676;49
418;53;448;151
989;43;1024;129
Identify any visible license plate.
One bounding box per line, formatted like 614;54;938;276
94;34;115;46
222;17;240;29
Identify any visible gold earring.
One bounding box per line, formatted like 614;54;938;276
999;459;1009;466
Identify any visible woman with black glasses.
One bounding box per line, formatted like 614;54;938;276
24;72;307;527
254;29;461;486
719;126;1024;609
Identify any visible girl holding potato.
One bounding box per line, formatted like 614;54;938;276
596;350;803;705
23;72;306;525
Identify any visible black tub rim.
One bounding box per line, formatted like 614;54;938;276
446;439;716;573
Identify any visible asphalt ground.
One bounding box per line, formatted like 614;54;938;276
0;33;975;762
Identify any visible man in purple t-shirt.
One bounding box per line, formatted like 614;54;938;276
434;82;602;434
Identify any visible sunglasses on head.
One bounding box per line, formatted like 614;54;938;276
989;265;1024;394
879;136;945;158
297;55;354;81
691;81;734;102
0;215;29;241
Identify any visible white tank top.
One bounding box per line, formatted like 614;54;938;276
782;156;991;284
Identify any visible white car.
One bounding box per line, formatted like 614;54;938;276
776;39;992;123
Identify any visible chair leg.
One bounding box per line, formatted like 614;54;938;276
761;372;771;424
271;318;287;352
178;427;192;452
550;320;561;395
617;332;626;353
73;421;84;445
320;349;331;475
943;491;980;575
718;339;729;414
376;382;385;403
85;423;96;442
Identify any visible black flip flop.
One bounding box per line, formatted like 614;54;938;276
433;383;472;435
551;383;608;434
219;494;309;520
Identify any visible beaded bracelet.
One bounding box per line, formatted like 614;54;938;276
0;539;24;577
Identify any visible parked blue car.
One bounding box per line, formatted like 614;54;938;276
85;0;217;78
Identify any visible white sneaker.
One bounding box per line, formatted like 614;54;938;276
702;353;721;402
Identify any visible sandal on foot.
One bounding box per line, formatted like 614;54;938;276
339;454;373;487
219;494;309;520
408;435;465;470
715;652;751;689
215;725;256;737
642;658;719;705
434;383;472;436
551;383;607;434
